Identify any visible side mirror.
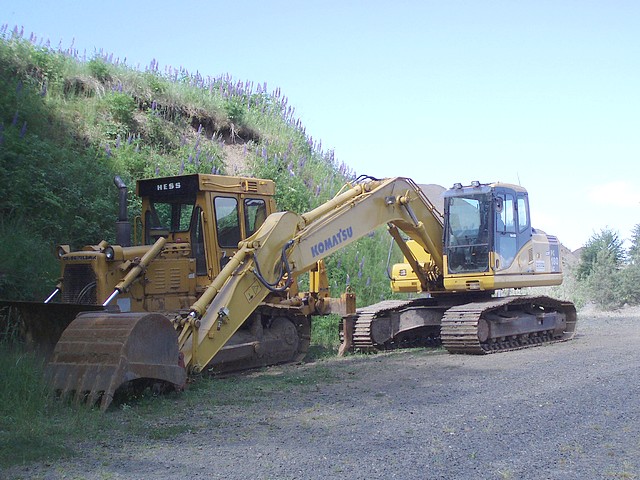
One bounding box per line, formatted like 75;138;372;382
495;197;504;213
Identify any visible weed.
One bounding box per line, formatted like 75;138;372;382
497;469;514;480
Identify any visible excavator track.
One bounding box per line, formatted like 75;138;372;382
348;298;443;352
205;304;311;374
441;295;577;354
351;300;413;351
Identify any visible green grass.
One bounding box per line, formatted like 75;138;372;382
0;337;347;470
0;345;109;467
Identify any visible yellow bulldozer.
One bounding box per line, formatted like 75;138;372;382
2;173;576;410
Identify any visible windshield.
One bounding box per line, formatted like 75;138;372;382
446;195;491;273
145;200;195;243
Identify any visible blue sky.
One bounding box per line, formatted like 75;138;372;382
2;0;639;251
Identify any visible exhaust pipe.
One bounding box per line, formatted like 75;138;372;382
114;176;131;247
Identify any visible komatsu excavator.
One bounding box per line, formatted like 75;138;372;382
4;174;576;410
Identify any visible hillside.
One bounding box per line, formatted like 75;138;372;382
0;29;395;304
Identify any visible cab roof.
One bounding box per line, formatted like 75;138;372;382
137;174;276;198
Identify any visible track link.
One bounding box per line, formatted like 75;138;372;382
441;295;577;354
351;300;414;350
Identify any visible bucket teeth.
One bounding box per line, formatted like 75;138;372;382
46;312;186;411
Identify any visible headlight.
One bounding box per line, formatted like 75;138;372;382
104;245;115;261
56;245;70;259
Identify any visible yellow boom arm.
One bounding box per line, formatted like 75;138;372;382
179;177;444;372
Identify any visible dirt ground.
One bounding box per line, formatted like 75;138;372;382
5;306;640;480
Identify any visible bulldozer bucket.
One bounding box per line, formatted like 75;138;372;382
0;300;104;358
46;311;186;411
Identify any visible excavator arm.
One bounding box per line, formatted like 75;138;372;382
180;177;445;372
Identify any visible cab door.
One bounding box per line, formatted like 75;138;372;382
494;188;531;271
494;189;517;270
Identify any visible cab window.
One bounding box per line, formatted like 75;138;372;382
145;200;194;244
517;194;529;232
498;194;516;233
244;198;267;237
214;197;241;248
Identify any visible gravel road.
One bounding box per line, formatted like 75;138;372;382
6;307;640;480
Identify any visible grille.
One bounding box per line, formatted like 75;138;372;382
62;264;97;304
245;180;258;193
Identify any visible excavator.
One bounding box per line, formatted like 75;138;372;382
3;173;576;410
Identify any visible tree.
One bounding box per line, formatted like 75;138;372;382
628;224;640;265
576;228;625;280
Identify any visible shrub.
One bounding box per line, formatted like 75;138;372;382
87;58;111;83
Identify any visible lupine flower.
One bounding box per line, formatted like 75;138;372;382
11;111;18;126
105;144;112;157
179;159;184;174
155;165;160;175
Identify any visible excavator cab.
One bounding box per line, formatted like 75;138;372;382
443;182;562;291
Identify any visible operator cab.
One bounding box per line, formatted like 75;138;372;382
137;174;275;278
443;181;532;275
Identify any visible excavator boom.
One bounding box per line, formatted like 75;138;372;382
180;177;446;372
